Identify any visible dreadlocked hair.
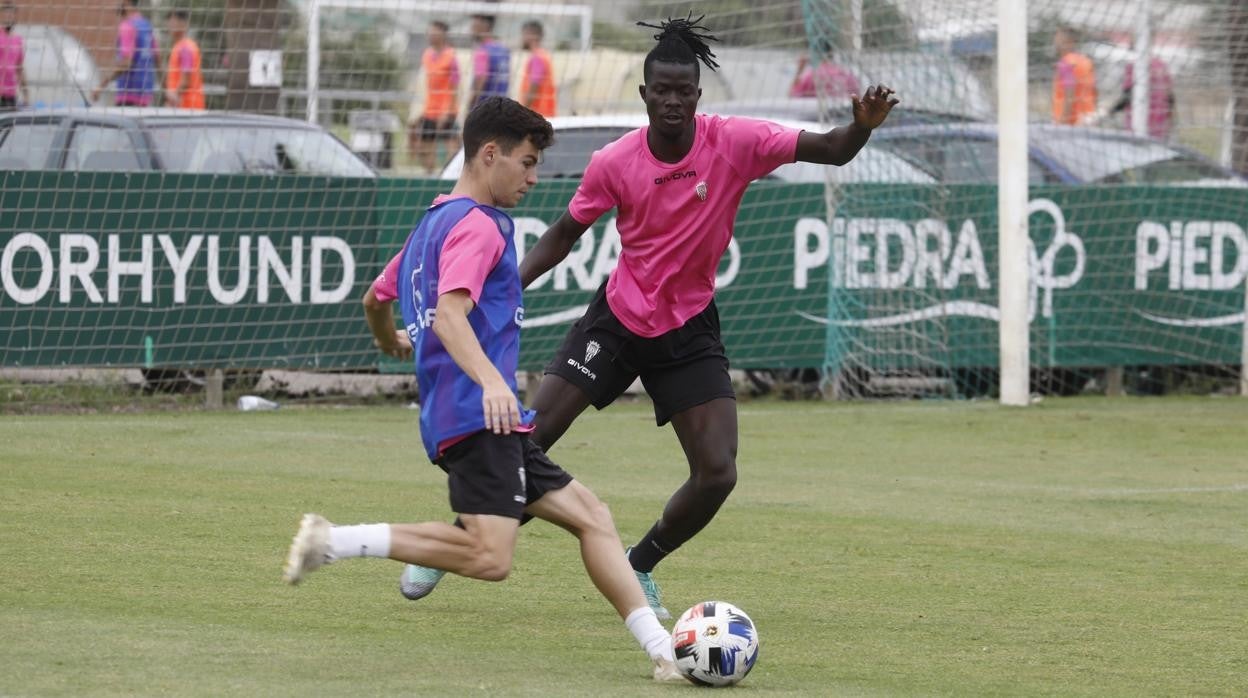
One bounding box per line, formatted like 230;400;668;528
638;13;720;82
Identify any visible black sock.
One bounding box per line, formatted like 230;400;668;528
629;522;679;573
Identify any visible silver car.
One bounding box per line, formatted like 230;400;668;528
0;108;376;177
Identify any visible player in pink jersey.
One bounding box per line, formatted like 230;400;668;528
400;14;898;619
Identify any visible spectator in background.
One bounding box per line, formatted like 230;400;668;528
164;10;203;109
1051;25;1097;126
788;40;858;100
1111;56;1174;141
93;0;158;106
519;19;556;117
0;1;29;110
468;13;509;109
410;19;460;172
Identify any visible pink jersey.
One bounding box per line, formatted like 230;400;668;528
0;29;23;98
373;195;505;305
568;114;801;337
1123;58;1174;141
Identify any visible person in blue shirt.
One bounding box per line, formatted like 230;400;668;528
92;0;157;106
281;97;683;683
468;13;510;108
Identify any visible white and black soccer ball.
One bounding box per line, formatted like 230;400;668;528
671;601;760;687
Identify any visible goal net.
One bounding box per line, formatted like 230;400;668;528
1;0;1245;407
800;0;1248;398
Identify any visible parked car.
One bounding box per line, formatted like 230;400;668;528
710;47;994;123
439;114;936;185
0;108;376;177
868;123;1246;186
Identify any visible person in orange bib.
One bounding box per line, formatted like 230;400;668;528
1051;25;1096;126
519;20;556;117
411;19;460;173
164;10;204;110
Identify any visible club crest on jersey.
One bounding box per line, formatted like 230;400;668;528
585;340;601;363
695;181;708;201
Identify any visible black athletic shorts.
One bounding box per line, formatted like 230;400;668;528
434;431;573;520
0;96;16;111
416;117;458;142
545;281;735;426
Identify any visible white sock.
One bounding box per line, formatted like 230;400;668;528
626;607;674;662
328;524;391;560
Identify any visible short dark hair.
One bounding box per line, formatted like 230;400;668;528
522;20;543;37
167;9;189;21
429;19;449;33
471;14;495;31
639;13;720;83
462;97;554;161
1056;25;1079;41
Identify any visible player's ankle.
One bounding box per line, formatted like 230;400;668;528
328;523;391;560
625;606;673;661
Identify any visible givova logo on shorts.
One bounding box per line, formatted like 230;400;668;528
565;340;599;381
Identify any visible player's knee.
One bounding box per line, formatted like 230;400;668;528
694;451;737;497
563;490;615;539
466;546;513;581
475;563;511;582
583;496;616;537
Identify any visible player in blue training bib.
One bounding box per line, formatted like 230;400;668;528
282;97;685;684
396;195;533;462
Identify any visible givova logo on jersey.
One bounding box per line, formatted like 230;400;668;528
654;170;696;185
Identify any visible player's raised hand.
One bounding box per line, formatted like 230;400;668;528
852;85;899;130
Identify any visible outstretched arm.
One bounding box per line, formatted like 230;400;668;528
795;84;898;166
519;211;592;288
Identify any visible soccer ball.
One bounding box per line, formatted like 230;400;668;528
671;601;760;686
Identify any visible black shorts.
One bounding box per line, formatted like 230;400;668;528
416;117;458;142
545;282;735;426
0;96;15;111
435;431;574;520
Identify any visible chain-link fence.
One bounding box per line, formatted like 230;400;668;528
2;0;1247;409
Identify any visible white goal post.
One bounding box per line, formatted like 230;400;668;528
997;0;1030;406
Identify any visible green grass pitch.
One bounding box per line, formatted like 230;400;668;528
2;398;1246;696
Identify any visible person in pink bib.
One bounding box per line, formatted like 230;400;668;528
0;2;29;111
399;14;898;619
